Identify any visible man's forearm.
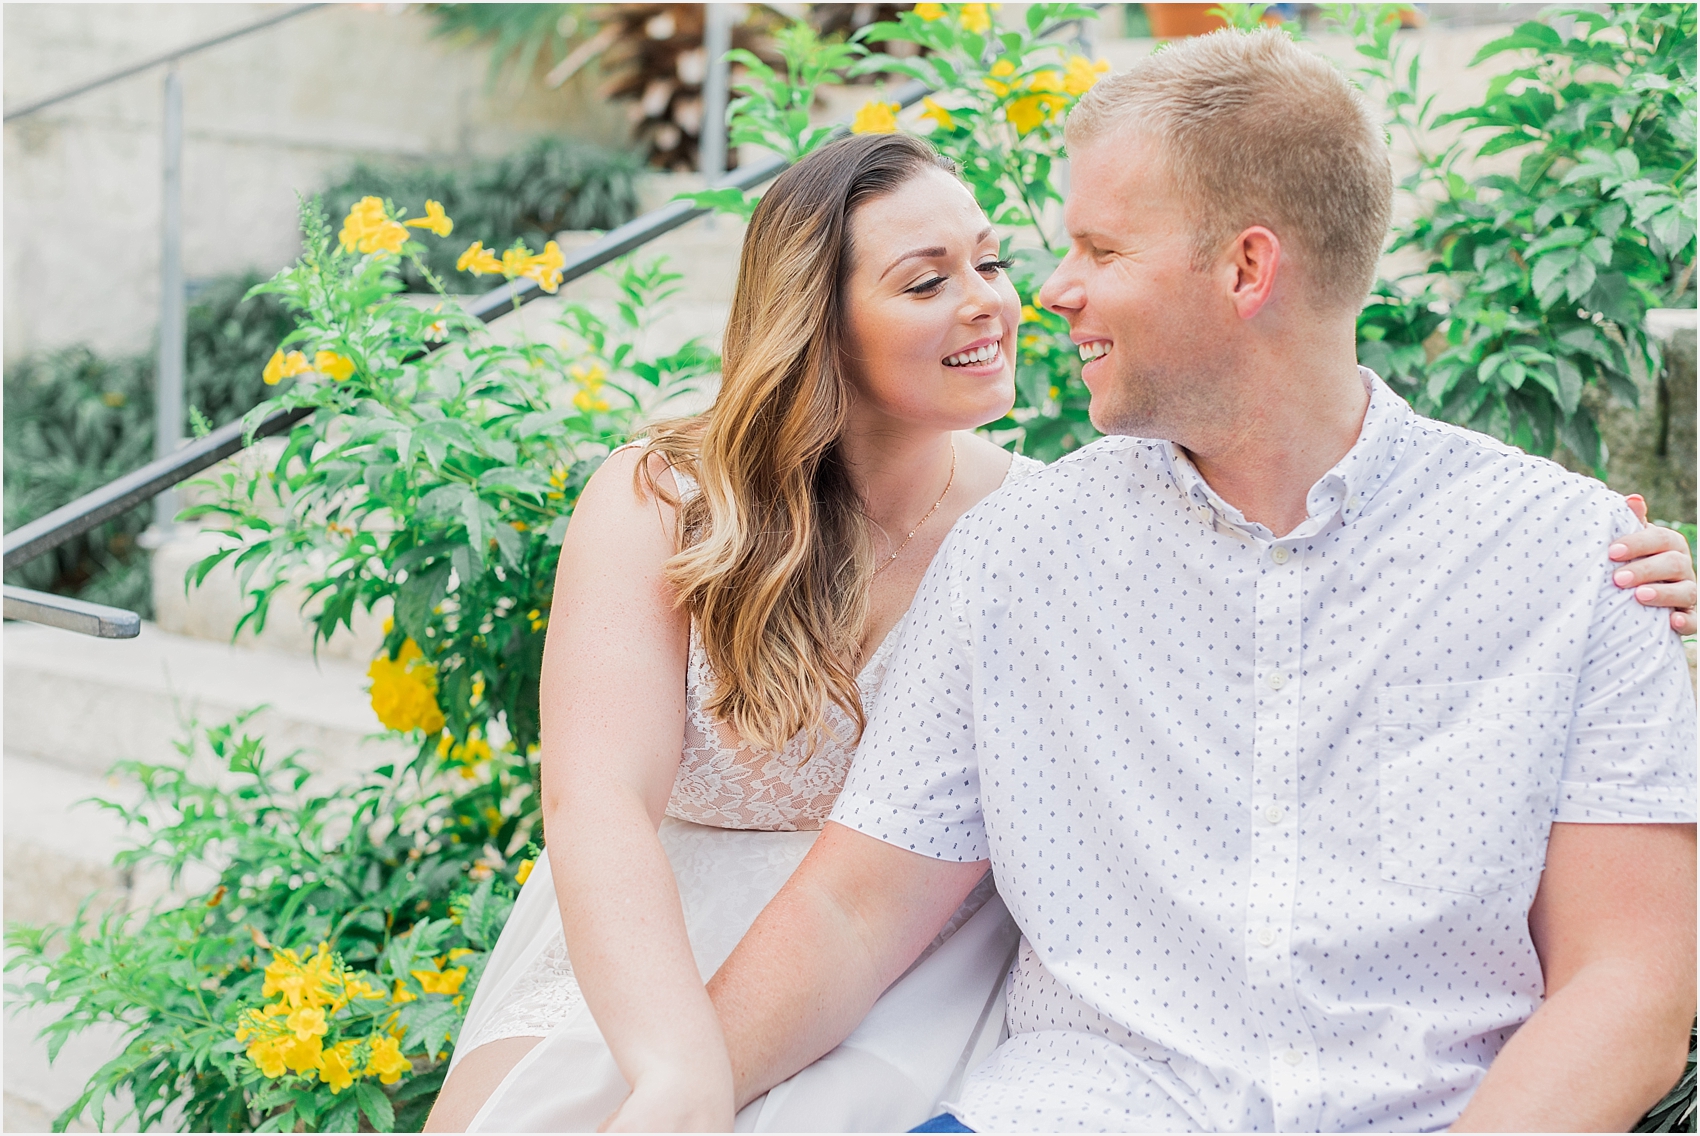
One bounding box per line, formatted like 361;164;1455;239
709;871;891;1107
1451;958;1691;1131
706;823;991;1108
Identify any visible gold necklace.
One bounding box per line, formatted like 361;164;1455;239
873;442;957;576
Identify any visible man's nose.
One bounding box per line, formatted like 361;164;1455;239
1039;251;1085;316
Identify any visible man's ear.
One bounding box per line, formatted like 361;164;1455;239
1226;226;1281;320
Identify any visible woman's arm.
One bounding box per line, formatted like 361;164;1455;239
538;448;734;1132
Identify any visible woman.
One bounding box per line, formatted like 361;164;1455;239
429;133;1037;1133
427;133;1696;1132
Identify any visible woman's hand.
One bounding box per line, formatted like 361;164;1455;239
599;1063;735;1133
1612;495;1696;633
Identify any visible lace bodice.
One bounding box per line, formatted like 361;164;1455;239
664;452;1044;832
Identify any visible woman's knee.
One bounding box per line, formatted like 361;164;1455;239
423;1036;541;1132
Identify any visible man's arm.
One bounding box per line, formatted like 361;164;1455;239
1451;821;1697;1132
710;822;991;1109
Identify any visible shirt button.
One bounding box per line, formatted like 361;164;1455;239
1283;1048;1305;1066
1263;804;1283;824
1271;545;1291;565
1266;670;1287;690
1256;927;1276;946
1348;495;1362;510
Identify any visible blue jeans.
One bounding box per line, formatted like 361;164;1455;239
910;1115;974;1132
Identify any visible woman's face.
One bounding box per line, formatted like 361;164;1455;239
840;167;1019;432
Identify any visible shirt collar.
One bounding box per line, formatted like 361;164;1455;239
1159;367;1410;544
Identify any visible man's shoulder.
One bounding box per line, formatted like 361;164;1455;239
961;435;1157;525
1396;413;1636;536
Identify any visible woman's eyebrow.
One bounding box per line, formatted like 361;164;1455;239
878;228;996;281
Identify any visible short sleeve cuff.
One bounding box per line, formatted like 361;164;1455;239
830;790;990;863
1554;781;1697;824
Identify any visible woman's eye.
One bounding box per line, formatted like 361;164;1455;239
906;276;948;295
978;258;1013;275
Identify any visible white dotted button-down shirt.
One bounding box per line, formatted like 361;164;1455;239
833;371;1696;1132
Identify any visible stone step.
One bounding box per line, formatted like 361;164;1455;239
2;620;410;782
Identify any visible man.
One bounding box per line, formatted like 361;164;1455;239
638;28;1696;1132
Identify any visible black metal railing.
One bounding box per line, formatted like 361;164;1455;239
1;79;935;637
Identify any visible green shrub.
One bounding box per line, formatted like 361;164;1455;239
2;275;296;616
5;711;524;1133
1341;3;1697;472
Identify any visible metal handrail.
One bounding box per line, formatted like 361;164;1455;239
1;78;931;581
3;586;141;639
3;4;328;122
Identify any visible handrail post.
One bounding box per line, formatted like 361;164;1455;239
152;63;186;537
699;4;735;228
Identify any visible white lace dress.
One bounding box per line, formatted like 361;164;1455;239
452;453;1042;1132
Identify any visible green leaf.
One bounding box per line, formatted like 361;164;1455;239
354;1081;395;1132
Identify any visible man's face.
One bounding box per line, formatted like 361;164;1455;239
1039;131;1237;441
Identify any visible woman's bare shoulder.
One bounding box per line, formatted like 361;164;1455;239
561;444;682;564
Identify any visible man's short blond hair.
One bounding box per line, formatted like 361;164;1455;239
1067;28;1393;311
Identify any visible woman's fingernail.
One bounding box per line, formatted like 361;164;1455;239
1614;568;1635;586
1636;585;1657;602
1608;543;1628;560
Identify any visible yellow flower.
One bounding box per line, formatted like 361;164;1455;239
570;361;611;412
367;639;446;734
314;351;355;382
319;1042;357;1093
528;608;546;631
984;59;1018;97
263;349;311;386
368;1035;412;1085
404;199;454;237
515;858;535;885
960;3;992;34
1028;69;1065;95
462;736;494;764
913;2;945;18
1021;305;1042;324
339;196;409;256
411;965;468;996
456;241;502;275
246;1037;289;1079
281;1033;325;1076
1006;94;1050;135
920;97;955;131
286;1004;328;1041
392;980;417;1004
470;676;486;705
851;99;900;135
1064;54;1111;96
521;240;566;293
501;245;532;278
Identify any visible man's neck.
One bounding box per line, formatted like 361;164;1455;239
1181;353;1370;538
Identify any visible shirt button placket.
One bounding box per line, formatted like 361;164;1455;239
1249;541;1320;1129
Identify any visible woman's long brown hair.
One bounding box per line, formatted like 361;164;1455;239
641;133;955;754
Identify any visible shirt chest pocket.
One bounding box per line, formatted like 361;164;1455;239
1376;674;1576;896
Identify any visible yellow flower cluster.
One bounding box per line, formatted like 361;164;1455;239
985;54;1110;135
411;950;472;997
851;99;901;135
368;638;446;734
920;97;956;131
915;3;995;34
457;239;567;293
263;349;311;386
570;362;610;412
437;729;495;778
339;196;410;256
262;348;357;385
235;944;412;1092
